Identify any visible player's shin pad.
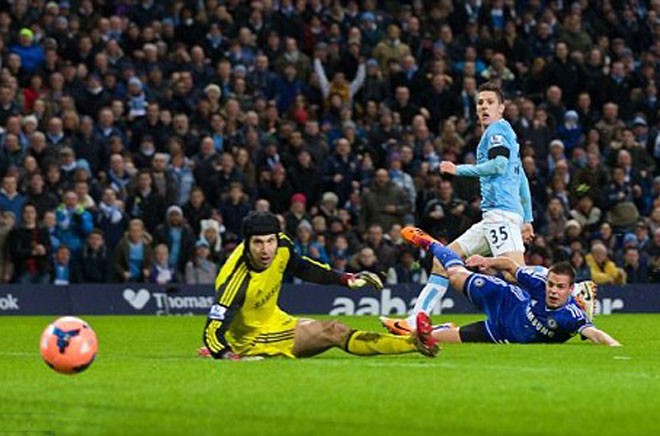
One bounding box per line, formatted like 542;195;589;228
345;331;416;355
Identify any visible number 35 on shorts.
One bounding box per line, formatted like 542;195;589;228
488;225;509;246
484;222;524;255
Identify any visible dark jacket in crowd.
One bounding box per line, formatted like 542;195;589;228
8;225;52;279
125;190;167;234
80;244;110;283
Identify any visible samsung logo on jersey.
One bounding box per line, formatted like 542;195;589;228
525;306;555;338
254;286;278;309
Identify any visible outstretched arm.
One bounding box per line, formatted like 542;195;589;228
581;326;621;346
441;155;508;177
287;251;345;285
282;233;383;290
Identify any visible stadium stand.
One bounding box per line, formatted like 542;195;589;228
0;0;658;285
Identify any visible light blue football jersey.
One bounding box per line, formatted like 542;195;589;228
476;119;523;217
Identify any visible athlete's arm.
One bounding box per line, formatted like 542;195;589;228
519;172;533;224
282;234;383;289
519;174;535;242
449;125;514;177
203;258;249;359
465;255;520;276
288;252;350;284
467;257;547;298
202;302;241;359
288;252;383;289
581;326;621;346
282;236;346;285
444;154;508;177
279;233;370;286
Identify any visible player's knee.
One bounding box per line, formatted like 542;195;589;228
324;321;351;344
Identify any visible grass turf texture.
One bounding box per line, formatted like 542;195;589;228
1;315;659;436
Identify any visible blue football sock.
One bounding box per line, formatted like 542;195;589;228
429;242;465;269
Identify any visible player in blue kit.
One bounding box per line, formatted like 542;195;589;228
382;81;535;335
402;226;620;346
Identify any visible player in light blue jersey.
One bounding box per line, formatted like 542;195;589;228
382;81;535;336
403;227;620;346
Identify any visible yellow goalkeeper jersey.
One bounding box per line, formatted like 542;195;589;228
203;232;344;357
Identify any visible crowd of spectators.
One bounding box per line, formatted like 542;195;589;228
0;0;659;287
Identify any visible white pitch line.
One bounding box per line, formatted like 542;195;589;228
0;352;36;357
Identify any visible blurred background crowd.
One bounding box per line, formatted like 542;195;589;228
0;0;659;287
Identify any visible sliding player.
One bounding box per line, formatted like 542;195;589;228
404;227;620;346
382;81;534;335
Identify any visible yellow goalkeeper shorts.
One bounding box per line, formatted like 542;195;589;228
228;315;298;358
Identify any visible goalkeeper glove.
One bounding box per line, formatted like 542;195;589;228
341;271;384;290
220;350;242;360
220;350;264;361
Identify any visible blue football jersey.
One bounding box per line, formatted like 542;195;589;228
493;267;593;344
476;119;524;218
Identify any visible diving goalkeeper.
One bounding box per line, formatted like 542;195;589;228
200;212;437;359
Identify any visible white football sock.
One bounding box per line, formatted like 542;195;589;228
406;274;449;326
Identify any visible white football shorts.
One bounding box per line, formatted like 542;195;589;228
454;209;525;257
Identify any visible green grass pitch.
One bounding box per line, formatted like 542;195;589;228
1;314;659;435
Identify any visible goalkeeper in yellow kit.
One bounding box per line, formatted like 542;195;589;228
201;211;437;360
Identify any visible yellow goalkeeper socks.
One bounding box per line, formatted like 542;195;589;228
345;330;416;356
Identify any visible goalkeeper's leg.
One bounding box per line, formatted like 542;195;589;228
292;319;437;357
